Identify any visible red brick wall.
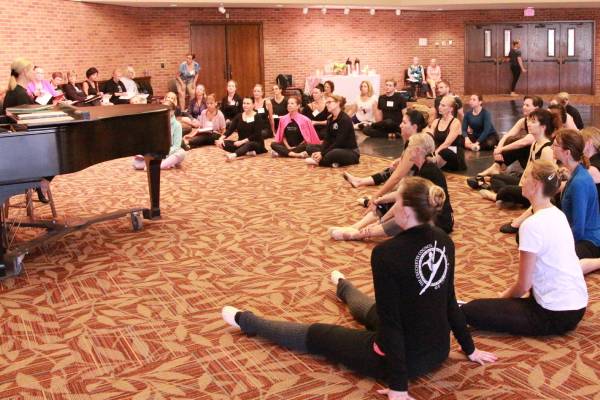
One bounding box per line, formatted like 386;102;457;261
1;1;599;97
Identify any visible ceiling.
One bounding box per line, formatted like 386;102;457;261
76;0;600;11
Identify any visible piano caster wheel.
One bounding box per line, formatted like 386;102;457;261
131;211;144;232
0;255;24;280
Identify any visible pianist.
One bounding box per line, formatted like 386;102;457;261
3;58;35;114
132;99;185;170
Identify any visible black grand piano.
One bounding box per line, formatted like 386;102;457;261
0;104;171;279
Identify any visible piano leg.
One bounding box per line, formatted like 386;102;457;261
143;156;162;220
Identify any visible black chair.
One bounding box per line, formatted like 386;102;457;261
403;69;428;100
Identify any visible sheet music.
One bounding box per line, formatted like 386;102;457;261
35;92;52;105
17;111;68;120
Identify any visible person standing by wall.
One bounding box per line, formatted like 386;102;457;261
507;40;527;96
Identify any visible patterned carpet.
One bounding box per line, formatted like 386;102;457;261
1;144;599;399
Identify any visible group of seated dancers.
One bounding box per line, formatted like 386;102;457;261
3;56;600;399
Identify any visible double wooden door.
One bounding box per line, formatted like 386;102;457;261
465;21;594;94
190;24;263;97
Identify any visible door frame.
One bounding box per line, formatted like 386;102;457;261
189;21;265;87
464;20;595;95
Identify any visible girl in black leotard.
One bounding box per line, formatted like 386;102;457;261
253;84;275;139
303;84;329;139
216;97;267;161
432;95;465;171
270;83;287;131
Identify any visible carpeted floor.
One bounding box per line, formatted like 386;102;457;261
1;144;599;399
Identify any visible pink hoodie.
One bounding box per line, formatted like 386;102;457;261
274;113;321;144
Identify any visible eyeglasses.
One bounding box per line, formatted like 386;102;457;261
325;100;336;104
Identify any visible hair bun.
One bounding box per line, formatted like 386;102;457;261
428;185;446;211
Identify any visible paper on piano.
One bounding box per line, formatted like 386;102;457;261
22;116;75;125
119;93;135;100
6;105;54;114
17;111;68;120
35;92;53;105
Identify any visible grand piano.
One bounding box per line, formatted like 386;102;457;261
0;104;171;279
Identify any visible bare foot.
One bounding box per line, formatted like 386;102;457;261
343;172;359;188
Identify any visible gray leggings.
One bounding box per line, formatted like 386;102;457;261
237;279;377;352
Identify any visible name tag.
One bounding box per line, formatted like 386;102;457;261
245;117;255;123
312;109;320;117
386;101;394;108
449;146;457;154
257;108;265;114
333;123;339;130
273;114;279;119
229;100;236;106
287;125;298;132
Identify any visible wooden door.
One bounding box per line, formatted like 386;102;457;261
497;24;528;94
226;24;264;98
190;25;227;95
559;22;593;94
465;24;498;94
527;23;561;94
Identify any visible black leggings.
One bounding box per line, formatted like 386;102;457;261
462;296;585;336
575;240;600;259
510;65;521;92
371;167;394;186
490;174;529;206
363;119;400;138
270;142;306;157
467;133;499;151
306;144;360;167
223;140;266;157
438;148;466;171
237;279;445;383
496;135;530;169
188;132;221;148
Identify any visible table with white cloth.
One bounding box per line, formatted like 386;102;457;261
304;74;381;103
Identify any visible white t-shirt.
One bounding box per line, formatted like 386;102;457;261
519;206;588;311
354;95;377;123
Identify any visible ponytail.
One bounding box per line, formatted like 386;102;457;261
398;176;446;224
8;58;33;91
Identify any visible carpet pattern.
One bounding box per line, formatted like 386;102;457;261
1;145;599;399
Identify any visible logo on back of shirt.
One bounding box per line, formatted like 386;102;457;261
414;241;448;295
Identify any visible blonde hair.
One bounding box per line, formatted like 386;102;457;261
555;92;570;105
359;80;373;97
8;58;34;90
409;103;431;123
581;126;600;153
530;160;561;197
398;176;446;224
327;94;347;109
407;133;435;155
165;91;178;106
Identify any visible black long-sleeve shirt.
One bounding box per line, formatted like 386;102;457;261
2;85;33;114
372;224;474;391
220;94;243;121
566;104;584;130
377;92;406;124
321;112;358;156
223;112;264;146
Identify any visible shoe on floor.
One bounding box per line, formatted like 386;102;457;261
499;223;519;234
330;226;360;241
330;270;346;286
357;196;371;207
305;157;318;166
222;306;241;329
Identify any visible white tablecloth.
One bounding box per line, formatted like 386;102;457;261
304;74;381;104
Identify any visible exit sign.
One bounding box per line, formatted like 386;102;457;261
524;7;535;16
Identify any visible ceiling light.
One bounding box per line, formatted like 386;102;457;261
302;7;308;14
321;7;327;14
396;9;401;16
370;8;375;15
344;7;350;15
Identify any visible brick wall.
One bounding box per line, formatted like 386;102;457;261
1;0;599;97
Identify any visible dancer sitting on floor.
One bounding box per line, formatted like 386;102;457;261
462;94;499;152
222;176;496;400
552;129;600;261
342;109;428;189
499;127;600;235
183;93;226;148
466;96;543;189
478;109;557;207
349;80;378;130
362;78;406;138
462;160;588;336
330;134;453;241
270;95;321;158
303;84;329;139
304;95;360;168
216;97;267;162
133;98;185;170
432;95;466;171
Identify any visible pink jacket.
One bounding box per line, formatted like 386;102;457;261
27;80;58;98
274;113;321;144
